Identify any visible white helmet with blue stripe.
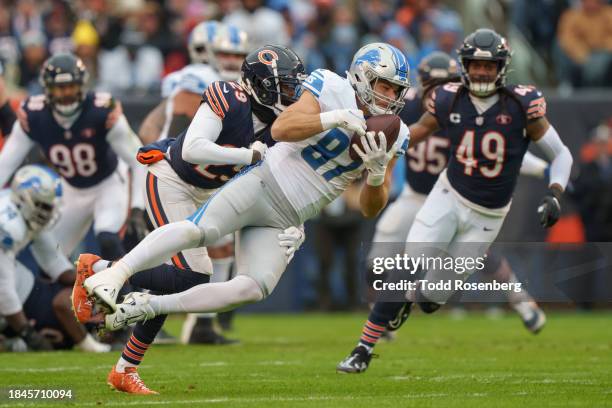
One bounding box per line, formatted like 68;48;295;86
209;24;249;81
188;21;220;64
10;165;62;231
348;42;411;115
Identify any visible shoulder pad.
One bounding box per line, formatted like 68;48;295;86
202;81;249;120
507;85;546;120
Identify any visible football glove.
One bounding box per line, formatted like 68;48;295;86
320;109;367;136
250;140;268;164
278;225;305;264
352;131;400;186
126;208;149;241
538;189;561;228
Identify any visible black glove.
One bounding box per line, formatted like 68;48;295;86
538;188;562;228
19;325;53;351
126;208;149;241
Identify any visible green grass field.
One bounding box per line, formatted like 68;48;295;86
1;312;611;407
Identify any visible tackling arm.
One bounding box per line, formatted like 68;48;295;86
106;114;146;209
138;100;167;144
181;103;258;166
408;111;440;148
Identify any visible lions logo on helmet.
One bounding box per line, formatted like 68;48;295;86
348;43;411;115
10;165;62;231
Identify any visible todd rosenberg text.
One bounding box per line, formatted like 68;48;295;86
372;279;523;293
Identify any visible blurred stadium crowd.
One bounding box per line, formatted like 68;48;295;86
0;0;610;319
0;0;610;98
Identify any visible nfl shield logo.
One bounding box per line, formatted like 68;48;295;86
496;114;512;125
475;116;484;126
64;130;72;139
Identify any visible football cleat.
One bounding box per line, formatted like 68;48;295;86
105;293;156;331
107;365;158;395
522;305;546;334
71;253;101;323
336;346;375;374
83;265;126;313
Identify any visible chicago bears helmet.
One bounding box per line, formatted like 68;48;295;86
457;28;511;97
40;53;88;116
417;51;460;87
239;45;306;122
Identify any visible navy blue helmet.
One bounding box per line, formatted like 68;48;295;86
39;53;89;116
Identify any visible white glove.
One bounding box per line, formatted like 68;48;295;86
250;140;268;164
352;131;400;186
278;225;305;264
320;109;367;136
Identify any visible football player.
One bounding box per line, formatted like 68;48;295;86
71;45;306;394
337;29;573;373
370;51;548;338
0;165;109;352
81;43;410;355
138;21;250;345
0;53;147;263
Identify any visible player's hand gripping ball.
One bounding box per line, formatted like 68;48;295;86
349;114;401;161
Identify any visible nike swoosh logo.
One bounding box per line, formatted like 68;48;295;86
483;227;494;231
223;84;229;93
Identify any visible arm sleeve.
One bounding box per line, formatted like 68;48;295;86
520;151;548;179
0;251;22;315
106;114;146;209
181;103;253;166
30;230;73;281
0;121;34;188
534;124;573;190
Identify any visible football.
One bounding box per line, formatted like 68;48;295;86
349;114;402;161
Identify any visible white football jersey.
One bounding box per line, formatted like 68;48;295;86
0;189;32;256
159;63;221;140
265;69;410;223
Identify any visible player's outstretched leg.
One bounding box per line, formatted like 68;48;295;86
337;301;412;374
485;255;546;334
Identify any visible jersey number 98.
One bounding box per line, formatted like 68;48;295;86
49;144;97;178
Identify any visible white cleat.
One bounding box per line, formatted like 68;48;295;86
83;267;125;313
523;306;546;334
105;292;156;331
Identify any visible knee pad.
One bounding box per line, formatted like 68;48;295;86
415;287;441;314
189;222;219;247
96;232;125;260
233;275;264;303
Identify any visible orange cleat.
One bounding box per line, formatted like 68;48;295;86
107;365;158;395
71;253;101;323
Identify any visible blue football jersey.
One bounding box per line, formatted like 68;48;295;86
168;81;269;189
21;92;119;188
400;89;450;195
427;82;546;208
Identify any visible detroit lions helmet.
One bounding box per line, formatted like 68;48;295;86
457;28;511;97
10;165;62;231
188;21;220;64
348;43;411;115
209;24;249;81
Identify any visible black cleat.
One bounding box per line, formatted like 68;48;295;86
336;346;375;373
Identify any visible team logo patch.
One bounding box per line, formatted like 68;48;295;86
81;128;95;138
258;50;279;65
496;114;512;125
450;113;461;124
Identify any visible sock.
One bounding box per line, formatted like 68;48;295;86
96;232;125;261
129;264;209;293
76;333;111;353
118;333;152;371
120;220;202;278
149;275;263;314
358;302;407;349
92;260;111;273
